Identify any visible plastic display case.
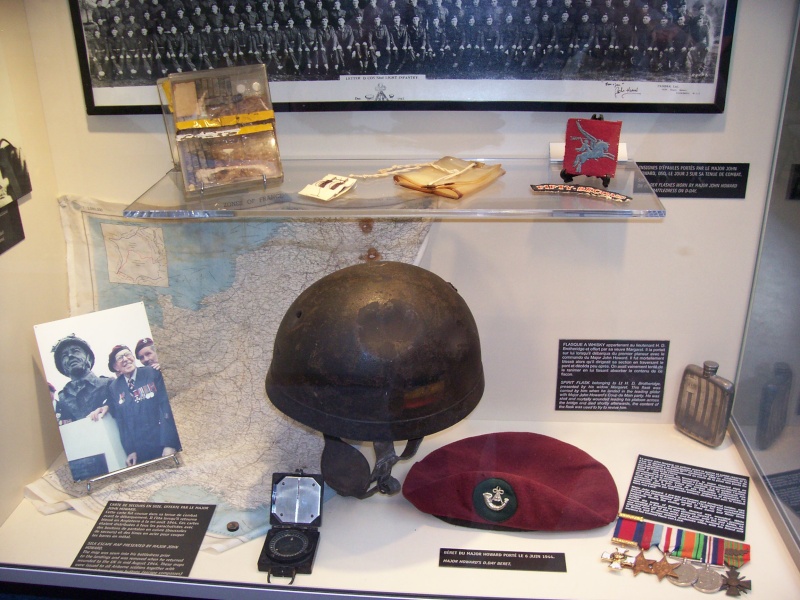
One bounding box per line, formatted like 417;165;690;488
160;65;283;198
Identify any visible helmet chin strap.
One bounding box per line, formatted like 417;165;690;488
321;435;423;499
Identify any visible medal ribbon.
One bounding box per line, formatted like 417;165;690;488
723;540;751;568
612;515;750;566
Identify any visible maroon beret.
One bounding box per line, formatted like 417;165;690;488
402;432;619;531
107;345;131;372
135;337;154;356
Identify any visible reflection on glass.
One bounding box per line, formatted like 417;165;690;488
732;17;800;569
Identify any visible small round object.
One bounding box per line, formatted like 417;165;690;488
252;81;262;92
227;521;240;532
236;83;246;94
693;564;724;593
359;218;374;233
268;529;311;560
668;559;699;587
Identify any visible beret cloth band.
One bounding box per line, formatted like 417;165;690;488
402;432;619;532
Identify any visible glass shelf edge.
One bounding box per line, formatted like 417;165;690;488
123;159;666;221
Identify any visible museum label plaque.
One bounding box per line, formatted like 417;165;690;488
72;501;215;577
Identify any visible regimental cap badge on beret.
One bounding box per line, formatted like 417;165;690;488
473;478;517;523
402;431;619;532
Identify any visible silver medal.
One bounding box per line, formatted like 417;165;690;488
668;558;699;587
693;563;723;593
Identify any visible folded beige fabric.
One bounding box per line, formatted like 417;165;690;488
393;157;505;200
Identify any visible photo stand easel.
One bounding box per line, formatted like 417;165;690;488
86;453;181;493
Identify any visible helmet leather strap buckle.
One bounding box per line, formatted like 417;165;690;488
322;435;422;499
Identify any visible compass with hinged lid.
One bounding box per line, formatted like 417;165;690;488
258;470;323;584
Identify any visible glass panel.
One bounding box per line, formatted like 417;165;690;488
732;14;800;569
123;158;665;220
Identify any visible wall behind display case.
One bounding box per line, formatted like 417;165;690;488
0;2;68;522
3;0;798;522
733;14;800;569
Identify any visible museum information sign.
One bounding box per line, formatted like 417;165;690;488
72;501;215;576
637;163;749;198
622;455;748;541
556;340;669;412
440;548;566;572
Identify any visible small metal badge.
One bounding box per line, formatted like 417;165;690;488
472;478;517;523
483;486;511;512
720;565;752;597
601;549;636;571
631;551;655;576
668;558;700;587
650;555;679;581
693;563;724;593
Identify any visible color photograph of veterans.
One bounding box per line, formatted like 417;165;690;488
35;304;181;480
76;0;726;83
91;344;180;466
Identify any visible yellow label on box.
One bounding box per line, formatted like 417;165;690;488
175;110;275;131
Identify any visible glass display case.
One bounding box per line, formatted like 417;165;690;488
731;20;800;571
3;2;800;599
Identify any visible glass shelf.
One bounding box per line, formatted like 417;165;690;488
123;158;665;220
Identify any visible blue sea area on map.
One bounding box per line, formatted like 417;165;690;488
89;216;282;327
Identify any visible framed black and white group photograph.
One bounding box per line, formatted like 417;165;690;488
70;0;737;113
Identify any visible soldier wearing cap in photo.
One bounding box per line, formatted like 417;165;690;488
51;334;112;425
135;337;160;370
92;345;180;467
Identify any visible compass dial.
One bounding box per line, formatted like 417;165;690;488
268;529;311;560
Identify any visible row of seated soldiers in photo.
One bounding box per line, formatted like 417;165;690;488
85;0;718;80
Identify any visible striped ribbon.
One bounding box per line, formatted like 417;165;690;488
612;515;750;567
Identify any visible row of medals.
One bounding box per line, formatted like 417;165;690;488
601;547;752;595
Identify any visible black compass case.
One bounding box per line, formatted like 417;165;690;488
258;470;324;583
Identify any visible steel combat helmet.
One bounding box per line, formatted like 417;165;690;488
266;261;484;499
52;334;96;377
